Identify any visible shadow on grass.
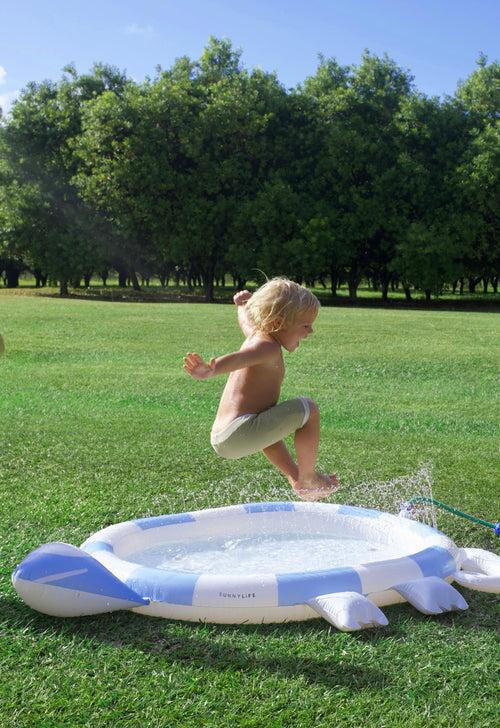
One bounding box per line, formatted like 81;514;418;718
0;594;395;689
348;589;499;641
4;285;500;312
2;589;497;688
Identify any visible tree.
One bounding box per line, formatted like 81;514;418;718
302;52;414;300
1;64;128;294
76;39;289;299
455;57;500;292
170;38;291;300
75;79;169;290
391;92;472;298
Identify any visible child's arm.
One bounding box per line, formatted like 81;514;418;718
233;290;254;338
183;339;276;380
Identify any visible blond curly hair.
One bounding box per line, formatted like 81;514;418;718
245;277;320;333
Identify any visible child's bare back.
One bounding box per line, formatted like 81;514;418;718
213;332;284;433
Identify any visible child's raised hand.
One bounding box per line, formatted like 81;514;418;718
183;352;216;380
233;290;252;306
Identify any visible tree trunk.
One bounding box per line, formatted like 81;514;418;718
330;265;339;297
380;268;389;302
482;277;489;293
60;277;69;296
130;270;141;291
5;268;20;288
118;269;128;287
203;264;215;302
186;265;194;291
347;267;360;301
348;284;358;300
34;270;48;287
204;277;214;302
468;276;478;293
159;264;171;287
425;289;432;302
403;285;412;301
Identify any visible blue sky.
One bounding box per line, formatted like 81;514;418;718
1;0;498;114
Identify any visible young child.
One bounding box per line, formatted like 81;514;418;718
183;277;339;500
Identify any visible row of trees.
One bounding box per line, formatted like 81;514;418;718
0;38;498;300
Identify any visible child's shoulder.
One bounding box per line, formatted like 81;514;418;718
243;331;281;356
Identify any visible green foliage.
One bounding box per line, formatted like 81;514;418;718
300;52;416;298
0;44;498;299
391;94;473;293
0;64;128;292
455;58;500;284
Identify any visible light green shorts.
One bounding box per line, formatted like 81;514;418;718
210;397;310;460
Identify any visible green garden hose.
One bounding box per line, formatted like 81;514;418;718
400;496;500;536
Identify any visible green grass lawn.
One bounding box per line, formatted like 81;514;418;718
0;294;498;727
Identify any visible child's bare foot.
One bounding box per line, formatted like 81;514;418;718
291;472;339;501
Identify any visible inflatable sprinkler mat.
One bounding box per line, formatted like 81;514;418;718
12;502;500;632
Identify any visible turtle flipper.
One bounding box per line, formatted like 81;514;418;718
394;576;468;615
308;591;388;631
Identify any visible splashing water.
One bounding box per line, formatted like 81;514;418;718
131;466;437;574
343;464;437;528
148;464;437;528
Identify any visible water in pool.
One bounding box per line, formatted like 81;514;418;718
129;533;402;574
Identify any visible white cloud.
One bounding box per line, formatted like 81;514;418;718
0;66;7;85
124;23;156;38
0;89;20;116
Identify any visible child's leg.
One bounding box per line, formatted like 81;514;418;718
211;398;337;499
262;441;299;484
264;402;337;498
261;403;321;484
294;399;320;479
294;400;338;498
